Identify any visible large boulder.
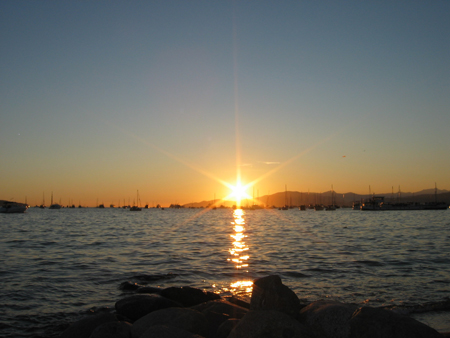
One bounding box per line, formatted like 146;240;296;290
299;300;358;338
131;307;209;338
160;286;221;307
119;281;143;291
227;310;315;338
136;286;162;294
60;313;118;338
192;299;248;319
223;295;251;309
192;299;248;338
215;318;240;338
115;294;182;322
89;321;132;338
250;275;301;318
349;306;442;338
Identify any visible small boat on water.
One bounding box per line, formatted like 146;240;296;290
39;192;46;208
0;201;28;213
48;192;62;209
361;196;448;211
361;184;449;211
280;185;289;210
326;185;337;211
130;190;142;211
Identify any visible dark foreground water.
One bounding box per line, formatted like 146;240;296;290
1;207;450;337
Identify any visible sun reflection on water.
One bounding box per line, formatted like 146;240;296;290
227;208;253;296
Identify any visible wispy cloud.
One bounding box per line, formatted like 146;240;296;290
259;161;280;165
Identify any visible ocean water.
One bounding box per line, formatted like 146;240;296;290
1;207;450;337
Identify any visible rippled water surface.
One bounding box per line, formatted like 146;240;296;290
1;207;450;337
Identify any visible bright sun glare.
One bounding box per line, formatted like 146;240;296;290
226;181;252;207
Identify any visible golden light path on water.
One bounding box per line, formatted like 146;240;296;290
224;209;253;296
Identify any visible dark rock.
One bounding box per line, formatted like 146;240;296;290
160;286;221;307
131;307;209;338
119;281;142;291
299;300;358;338
215;318;240;338
192;299;248;338
89;321;132;338
138;325;204;338
228;310;315;338
349;306;443;338
192;299;248;319
115;294;182;322
223;295;251;309
136;286;162;294
250;275;301;318
203;310;230;338
60;313;118;338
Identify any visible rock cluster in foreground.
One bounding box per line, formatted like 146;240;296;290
60;275;447;338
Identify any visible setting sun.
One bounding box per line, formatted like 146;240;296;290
226;181;252;207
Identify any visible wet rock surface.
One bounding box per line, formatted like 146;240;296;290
115;294;182;322
349;306;443;338
299;300;358;338
60;275;446;338
60;313;118;338
131;307;208;338
160;286;222;307
228;310;315;338
89;321;132;338
250;274;302;319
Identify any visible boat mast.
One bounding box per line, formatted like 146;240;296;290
435;182;437;204
331;185;334;206
285;184;287;207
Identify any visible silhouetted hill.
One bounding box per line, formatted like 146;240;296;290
183;190;450;208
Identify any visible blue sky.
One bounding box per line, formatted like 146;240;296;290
1;1;449;206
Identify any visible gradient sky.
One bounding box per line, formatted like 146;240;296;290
1;1;449;206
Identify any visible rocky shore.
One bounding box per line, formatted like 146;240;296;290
60;275;448;338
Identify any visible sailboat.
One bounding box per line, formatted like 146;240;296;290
212;193;217;210
39;192;46;208
281;185;289;210
130;190;142;211
326;185;337;211
49;192;62;209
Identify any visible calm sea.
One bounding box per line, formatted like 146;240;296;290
1;207;450;337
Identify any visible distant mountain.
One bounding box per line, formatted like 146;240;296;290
183;189;450;208
414;188;449;195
